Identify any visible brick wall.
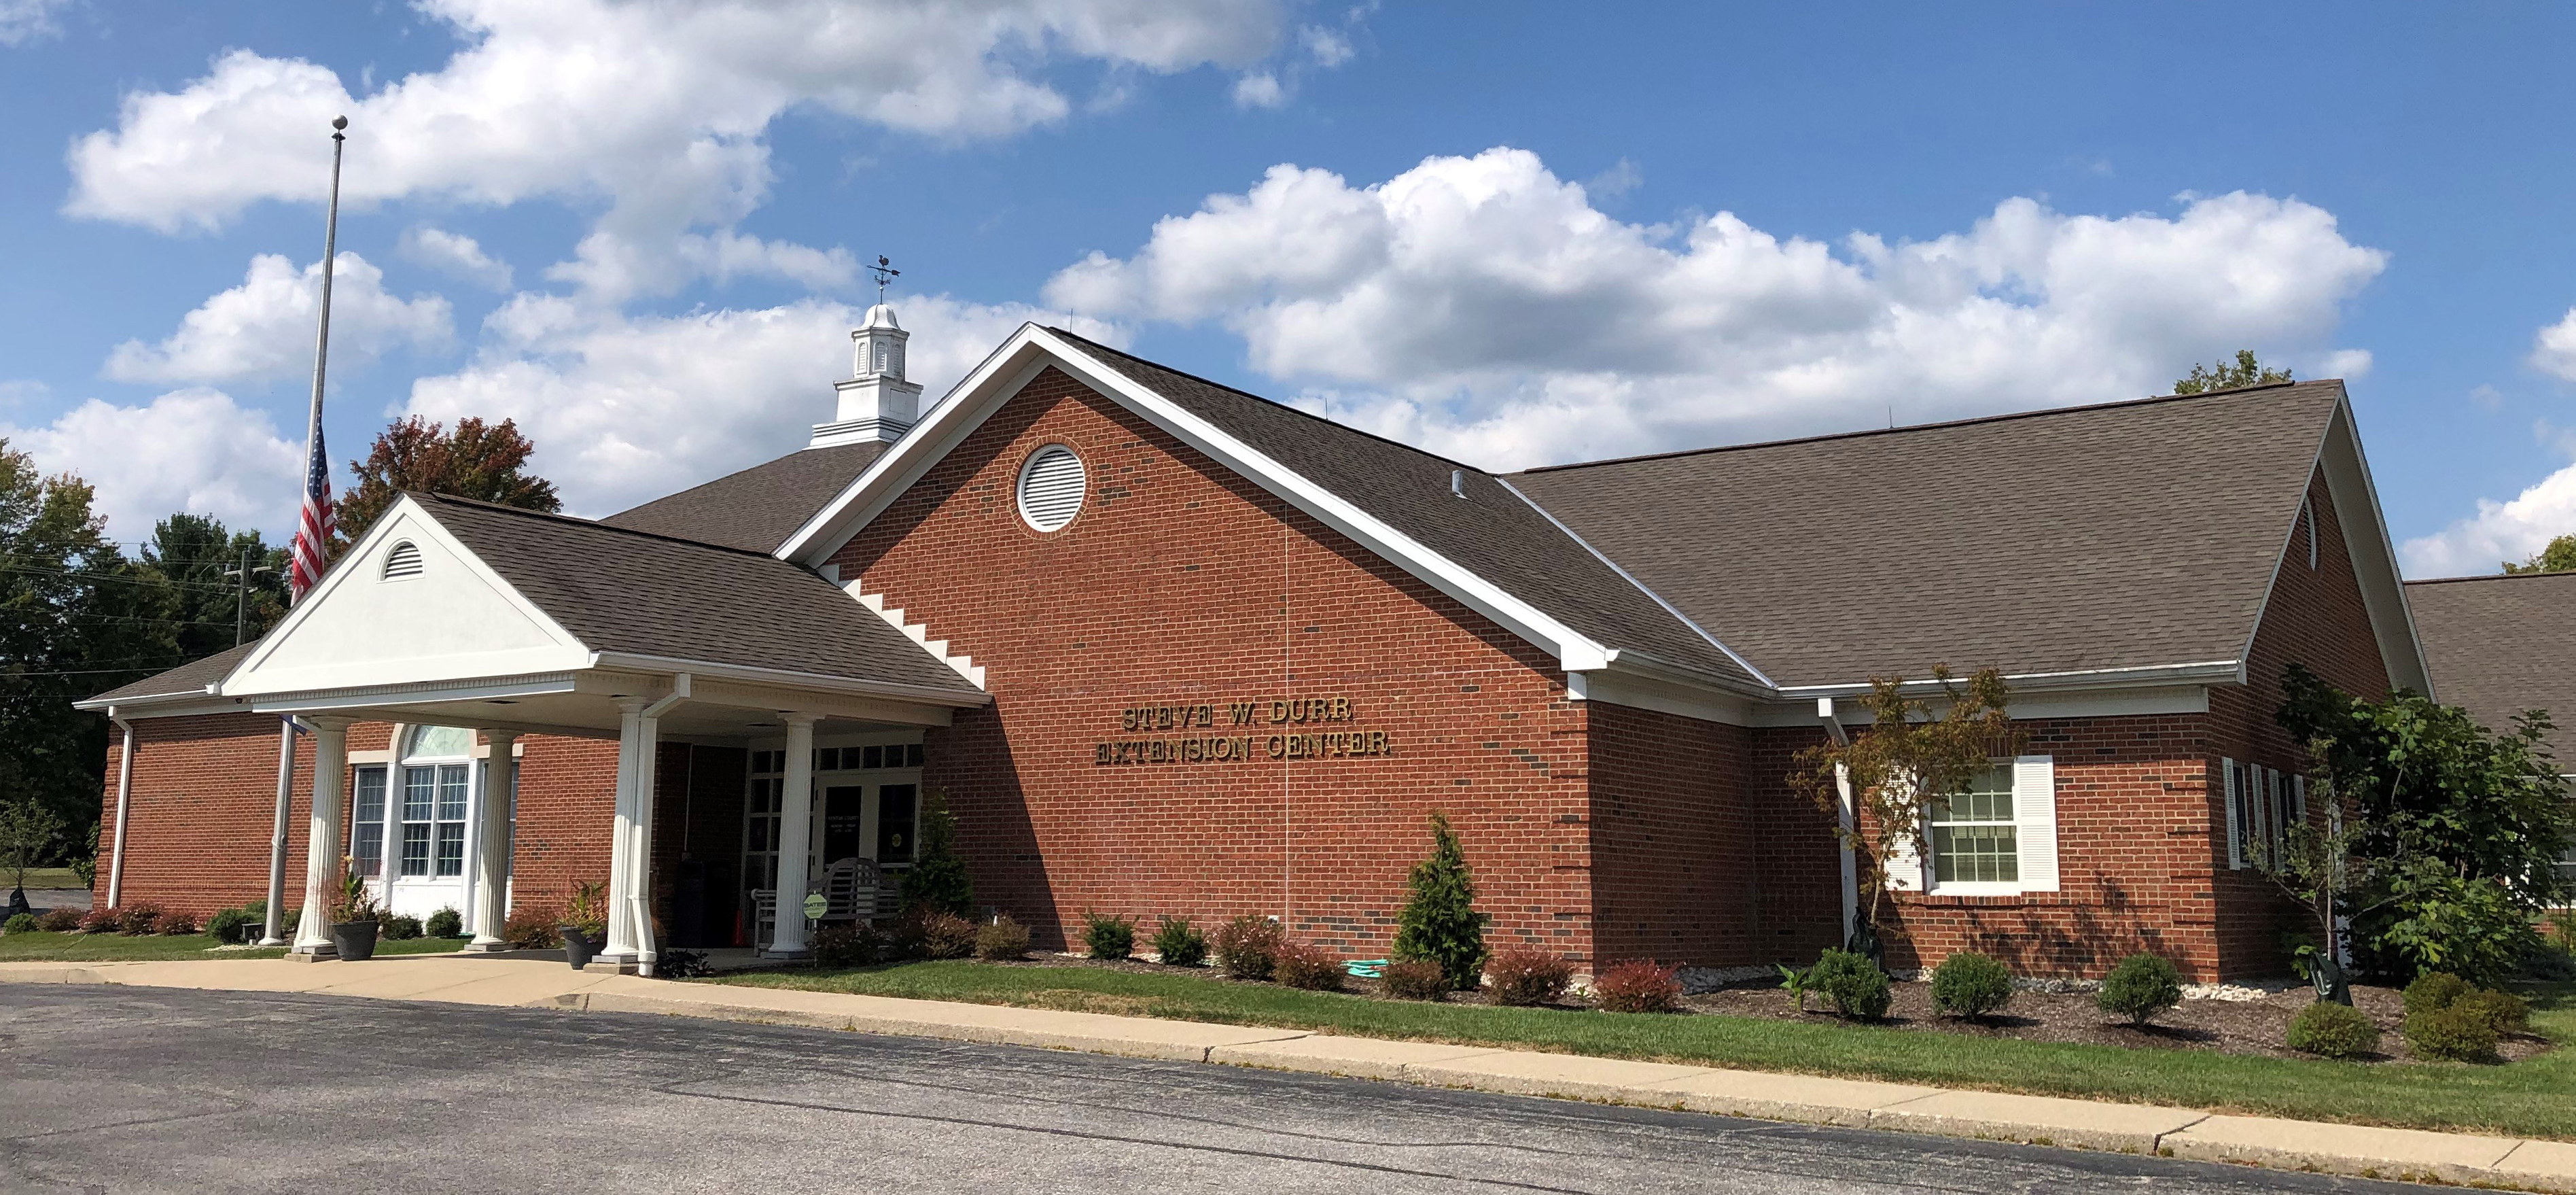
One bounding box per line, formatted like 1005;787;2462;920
1586;702;1760;967
839;366;1597;960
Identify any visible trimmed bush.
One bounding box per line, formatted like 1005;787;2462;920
118;902;165;935
1390;812;1488;990
1380;958;1449;1001
1082;912;1136;961
2403;971;2473;1018
813;921;881;967
381;914;423;941
1485;948;1574;1007
1930;952;2014;1019
2098;953;2185;1026
3;912;36;934
1151;916;1208;967
975;916;1031;960
37;907;82;932
657;948;710;978
502;905;559;950
205;906;253;945
152;910;198;936
425;907;464;939
2405;1003;2500;1062
78;906;120;933
2457;988;2529;1036
1215;914;1284;981
919;911;978;959
1810;949;1892;1020
2287;1000;2381;1058
1273;940;1345;991
1593;960;1683;1013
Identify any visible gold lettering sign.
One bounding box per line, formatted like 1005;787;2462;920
1094;695;1392;765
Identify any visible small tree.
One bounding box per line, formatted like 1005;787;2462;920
2172;349;2293;395
1;795;66;895
1391;811;1489;990
1791;667;2018;950
899;787;974;917
2503;534;2576;575
2246;800;2375;1004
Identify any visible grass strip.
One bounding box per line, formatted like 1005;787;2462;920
711;961;2576;1141
0;931;470;962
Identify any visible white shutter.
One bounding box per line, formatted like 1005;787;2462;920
2013;755;2059;893
1884;774;1924;891
2293;774;2307;823
2222;758;2245;869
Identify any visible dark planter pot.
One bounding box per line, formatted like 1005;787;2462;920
332;920;380;962
560;926;597;969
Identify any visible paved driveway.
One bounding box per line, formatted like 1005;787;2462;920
1;986;2429;1194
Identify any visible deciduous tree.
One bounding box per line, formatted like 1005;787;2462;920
334;415;561;549
2173;349;2293;394
2502;534;2576;574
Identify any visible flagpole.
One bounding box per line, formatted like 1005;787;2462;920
259;114;348;949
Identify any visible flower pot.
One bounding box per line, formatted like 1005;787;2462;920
332;920;380;962
560;926;597;969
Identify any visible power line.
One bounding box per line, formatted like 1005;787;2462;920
0;563;257;593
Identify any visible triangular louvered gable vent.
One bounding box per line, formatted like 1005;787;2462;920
381;540;424;579
1016;445;1086;532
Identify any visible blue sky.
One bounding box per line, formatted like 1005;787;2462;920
3;1;2573;576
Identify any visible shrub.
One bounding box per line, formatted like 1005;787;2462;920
813;921;881;968
1809;949;1892;1020
38;907;82;933
1593;960;1683;1013
118;902;165;935
2457;988;2529;1036
78;906;120;933
3;912;36;934
878;912;927;960
1390;812;1489;990
1380;958;1449;1001
2405;1003;2500;1062
381;914;423;941
898;788;974;918
502;905;559;950
1485;948;1574;1007
1930;952;2014;1019
920;911;978;959
205;906;253;945
2098;953;2185;1026
656;948;709;979
1151;916;1208;967
425;907;464;939
2402;971;2473;1018
975;916;1031;960
1082;912;1137;961
1273;940;1345;991
2287;1001;2381;1058
152;910;198;936
1215;914;1284;981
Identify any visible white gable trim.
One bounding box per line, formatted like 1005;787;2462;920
780;325;1639;680
2238;394;2433;697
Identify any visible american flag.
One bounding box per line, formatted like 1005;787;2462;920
287;428;332;602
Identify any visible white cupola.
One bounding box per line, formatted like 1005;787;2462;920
810;302;925;448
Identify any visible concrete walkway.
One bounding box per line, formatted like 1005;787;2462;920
5;955;2570;1193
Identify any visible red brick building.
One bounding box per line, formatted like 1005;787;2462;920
81;309;2431;980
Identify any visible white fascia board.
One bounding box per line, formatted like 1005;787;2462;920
586;652;993;709
1776;658;2245;699
1757;683;2211;726
781;325;1622;675
245;672;582;714
1572;668;1759;725
76;695;253;719
2315;398;2435;696
222;494;593;697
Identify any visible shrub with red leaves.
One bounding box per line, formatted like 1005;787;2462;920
1593;960;1683;1014
1381;958;1449;1001
77;907;120;933
1273;940;1347;991
1486;948;1574;1007
152;910;198;936
116;903;165;935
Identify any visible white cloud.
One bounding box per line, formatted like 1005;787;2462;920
64;1;1285;298
403;295;1125;517
1299;24;1352;67
104;252;453;385
2317;347;2372;379
399;226;512;291
2401;463;2576;577
0;0;69;47
1232;71;1286;109
1045;147;2388;468
3;389;303;543
2532;308;2576;382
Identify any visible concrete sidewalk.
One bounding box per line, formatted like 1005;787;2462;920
5;956;2569;1193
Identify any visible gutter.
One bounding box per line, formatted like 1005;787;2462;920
587;652;993;708
1772;658;2245;699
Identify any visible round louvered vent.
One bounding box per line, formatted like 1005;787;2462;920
381;540;424;580
1015;445;1086;532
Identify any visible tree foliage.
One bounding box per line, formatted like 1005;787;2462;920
1791;666;2019;943
2502;533;2576;575
142;513;287;655
1;793;66;892
1391;810;1489;990
899;787;974;917
2172;349;2294;395
335;415;561;549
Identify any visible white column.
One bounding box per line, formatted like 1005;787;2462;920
1836;761;1858;946
258;717;297;946
629;706;667;973
764;714;817;958
601;699;648;964
291;717;352;956
463;730;518;952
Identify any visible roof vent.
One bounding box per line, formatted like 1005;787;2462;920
381;540;423;580
1016;445;1086;532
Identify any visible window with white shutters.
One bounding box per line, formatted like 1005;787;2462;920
1917;756;2056;896
1015;445;1086;532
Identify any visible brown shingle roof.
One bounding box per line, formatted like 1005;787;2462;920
603;441;887;553
84;640;260;706
1053;330;1767;689
419;493;981;697
1507;381;2346;688
2407;571;2576;763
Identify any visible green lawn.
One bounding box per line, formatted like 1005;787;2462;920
0;931;470;962
711;961;2576;1141
9;867;88;890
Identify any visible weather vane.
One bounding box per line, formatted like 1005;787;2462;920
869;255;900;304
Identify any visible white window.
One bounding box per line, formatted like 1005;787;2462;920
2302;498;2318;570
351;766;388;879
1903;755;2058;896
400;725;474;878
1016;445;1086;532
743;749;785;893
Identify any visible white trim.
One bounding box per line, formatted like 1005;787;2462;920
586;652;988;708
2223;757;2246;870
1776;659;2242;699
2313;396;2435;695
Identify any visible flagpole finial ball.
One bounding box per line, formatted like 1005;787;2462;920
332;116;348;131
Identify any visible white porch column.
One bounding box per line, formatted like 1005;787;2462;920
463;729;518;952
764;713;818;958
601;699;648;965
291;717;353;956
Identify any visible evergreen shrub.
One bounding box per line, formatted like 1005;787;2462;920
1929;952;2013;1019
1150;916;1207;967
1485;948;1574;1007
1380;958;1448;1001
898;789;974;917
2286;1001;2380;1058
205;906;253;945
2458;988;2529;1035
1082;912;1136;960
975;916;1030;960
1593;960;1683;1013
1810;949;1892;1020
2405;1004;2499;1062
1273;940;1345;991
425;907;464;939
2098;953;2184;1026
1390;812;1488;990
2403;971;2473;1018
813;921;881;968
1216;914;1283;981
3;912;35;934
381;914;423;941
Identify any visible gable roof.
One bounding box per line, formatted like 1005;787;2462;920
417;492;981;697
2406;571;2576;763
1507;381;2355;689
86;641;260;706
602;440;887;553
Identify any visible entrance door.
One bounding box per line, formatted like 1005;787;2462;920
822;785;865;864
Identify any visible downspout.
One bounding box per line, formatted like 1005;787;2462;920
1817;697;1857;948
105;710;137;908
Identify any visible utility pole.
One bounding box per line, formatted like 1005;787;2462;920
220;546;275;648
